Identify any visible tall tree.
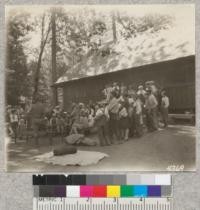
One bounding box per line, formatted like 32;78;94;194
51;9;57;106
32;14;51;101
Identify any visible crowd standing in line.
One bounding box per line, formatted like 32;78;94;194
6;81;170;146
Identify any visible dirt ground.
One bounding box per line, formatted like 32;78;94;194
6;125;196;172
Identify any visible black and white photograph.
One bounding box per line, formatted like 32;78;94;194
5;5;195;172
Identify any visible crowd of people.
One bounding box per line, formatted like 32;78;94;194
6;80;170;146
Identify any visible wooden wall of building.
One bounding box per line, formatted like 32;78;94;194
58;55;195;113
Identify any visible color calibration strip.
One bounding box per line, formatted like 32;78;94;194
33;174;171;186
34;184;172;198
33;174;172;198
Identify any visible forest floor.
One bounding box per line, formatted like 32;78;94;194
6;125;196;172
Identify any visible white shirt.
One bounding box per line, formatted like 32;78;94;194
135;99;142;114
145;94;158;110
161;96;169;108
104;106;110;120
137;89;146;96
95;108;104;117
119;107;128;118
10;114;18;123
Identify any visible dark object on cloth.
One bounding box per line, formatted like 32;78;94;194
53;144;77;156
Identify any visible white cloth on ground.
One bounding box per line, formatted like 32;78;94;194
33;150;109;166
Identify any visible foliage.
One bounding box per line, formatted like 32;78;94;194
117;13;174;39
6;12;33;105
6;7;174;106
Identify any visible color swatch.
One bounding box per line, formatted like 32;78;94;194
134;185;147;197
107;185;120;197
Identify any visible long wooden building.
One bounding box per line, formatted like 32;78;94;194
54;27;195;113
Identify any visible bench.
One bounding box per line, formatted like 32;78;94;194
169;113;195;124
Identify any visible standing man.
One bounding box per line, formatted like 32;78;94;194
137;85;146;105
94;103;111;146
145;89;158;132
161;90;170;127
107;91;120;144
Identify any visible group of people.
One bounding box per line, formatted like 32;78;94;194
6;106;27;143
92;81;169;145
6;80;170;146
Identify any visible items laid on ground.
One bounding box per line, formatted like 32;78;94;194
53;144;77;156
65;134;98;146
33;150;109;166
37;133;108;166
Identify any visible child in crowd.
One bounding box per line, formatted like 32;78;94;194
9;109;19;143
103;84;113;102
79;110;90;135
88;100;95;116
161;90;169;128
50;113;57;135
6;106;13;136
56;114;65;136
127;84;136;97
127;94;136;137
18;114;26;140
63;112;72;136
88;112;95;128
119;100;129;141
134;95;143;137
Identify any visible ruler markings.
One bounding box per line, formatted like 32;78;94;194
33;198;172;210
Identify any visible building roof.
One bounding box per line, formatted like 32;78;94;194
56;25;195;85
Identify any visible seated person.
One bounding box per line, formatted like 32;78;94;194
70;110;89;135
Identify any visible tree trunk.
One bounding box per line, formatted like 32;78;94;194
33;15;51;102
32;50;43;101
51;10;57;106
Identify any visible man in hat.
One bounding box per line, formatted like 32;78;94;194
137;85;146;96
107;91;120;143
112;82;120;98
145;89;158;131
137;85;146;104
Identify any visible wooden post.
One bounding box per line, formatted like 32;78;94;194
51;9;57;106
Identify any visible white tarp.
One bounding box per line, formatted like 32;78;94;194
33;150;109;166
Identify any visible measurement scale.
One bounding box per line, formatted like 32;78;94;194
33;174;173;210
33;197;173;210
